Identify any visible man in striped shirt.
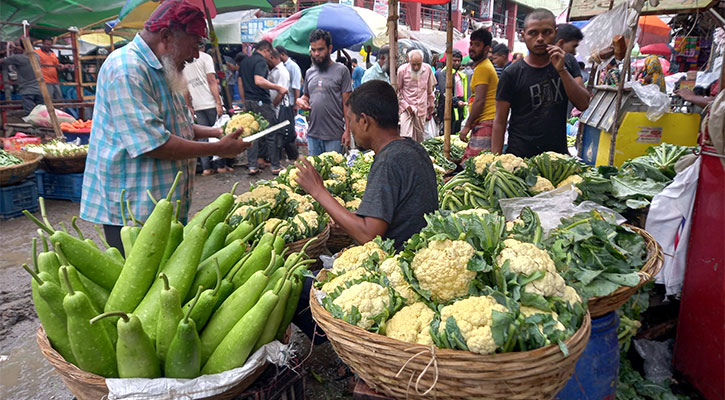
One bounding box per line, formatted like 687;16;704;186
81;0;249;253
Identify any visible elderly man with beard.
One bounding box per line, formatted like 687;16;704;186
81;0;250;253
296;29;353;156
361;45;390;84
397;49;435;142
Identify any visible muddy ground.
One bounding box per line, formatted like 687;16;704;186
0;161;354;399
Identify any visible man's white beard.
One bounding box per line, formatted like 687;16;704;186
161;55;189;95
410;68;420;81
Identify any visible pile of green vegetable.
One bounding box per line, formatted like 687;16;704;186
0;149;24;167
24;139;89;158
23;174;311;379
317;209;587;356
439;143;692;215
421;136;466;172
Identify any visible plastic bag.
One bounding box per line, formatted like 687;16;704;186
498;186;626;233
630;81;669;121
22;105;77;127
295;115;308;144
105;341;292;400
578;3;632;64
424;118;437;140
633;339;675;383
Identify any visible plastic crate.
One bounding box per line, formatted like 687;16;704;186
35;170;83;202
0;176;39;219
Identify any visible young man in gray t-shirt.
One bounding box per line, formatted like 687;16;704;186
296;29;352;156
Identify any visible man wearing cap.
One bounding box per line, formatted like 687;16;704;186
81;0;250;252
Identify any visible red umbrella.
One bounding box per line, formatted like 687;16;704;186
640;43;672;56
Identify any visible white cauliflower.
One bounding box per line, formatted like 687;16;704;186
263;218;288;234
386;302;435;345
288;192;314;213
379;256;418;304
332;282;390;330
236;186;280;205
519;305;566;332
489;154;526;174
332;242;387;274
232;205;254;218
345;198;362;210
333;196;346;206
505;218;525;232
438;296;508;354
556;175;584;195
330;166;348;179
473;152;498;175
288;168;300;188
321;267;370;294
496;239;580;304
352;179;367;194
530;176;555;194
319;151;346;165
292;211;319;232
224;112;259;136
410;239;477;303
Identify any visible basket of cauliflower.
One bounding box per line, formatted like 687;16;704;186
310;210;591;399
222;112;268;138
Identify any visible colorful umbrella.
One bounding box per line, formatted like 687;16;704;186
640;43;672;56
263;3;391;54
438;37;469;62
638;15;670;46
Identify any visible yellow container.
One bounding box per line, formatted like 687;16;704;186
581;112;700;167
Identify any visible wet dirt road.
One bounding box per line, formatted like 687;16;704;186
0;165;352;399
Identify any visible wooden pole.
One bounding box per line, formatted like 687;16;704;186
607;0;644;166
388;0;398;91
202;0;232;111
69;29;85;120
575;62;599;153
443;0;453;159
21;37;63;139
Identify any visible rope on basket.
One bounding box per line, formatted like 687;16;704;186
395;345;439;398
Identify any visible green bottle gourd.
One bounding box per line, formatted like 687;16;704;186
91;311;161;378
155;273;184;367
165;288;203;379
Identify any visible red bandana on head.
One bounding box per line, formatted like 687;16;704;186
144;0;208;38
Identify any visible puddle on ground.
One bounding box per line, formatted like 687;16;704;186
0;332;70;399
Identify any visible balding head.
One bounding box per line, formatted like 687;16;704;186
408;49;423;72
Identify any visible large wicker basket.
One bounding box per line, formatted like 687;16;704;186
36;327;267;400
310;280;592;399
587;225;664;317
0;150;42;186
326;224;354;254
285;223;330;260
41;153;87;174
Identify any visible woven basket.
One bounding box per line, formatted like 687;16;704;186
310;276;592;399
326;224;355;254
285;223;330;260
41;153;87;174
587;225;664;318
36;327;267;400
0;151;42;186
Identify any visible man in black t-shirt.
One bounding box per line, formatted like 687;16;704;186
492;9;590;158
239;40;288;174
294;80;438;249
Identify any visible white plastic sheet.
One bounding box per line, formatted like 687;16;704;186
105;341;292;400
645;157;701;297
629;81;669;121
499;186;625;234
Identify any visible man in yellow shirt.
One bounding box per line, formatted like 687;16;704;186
459;29;498;160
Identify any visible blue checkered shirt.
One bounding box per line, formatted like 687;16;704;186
81;34;194;225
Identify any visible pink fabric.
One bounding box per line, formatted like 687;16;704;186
397;63;435;117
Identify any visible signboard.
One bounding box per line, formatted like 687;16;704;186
240;18;285;43
569;0;718;20
374;0;388;17
480;0;494;20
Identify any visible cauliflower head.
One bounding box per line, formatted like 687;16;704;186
379;256;418;304
410;239;476;303
438;296;507;354
530;176;555;194
288;168;300;188
288;192;314;213
319;151;346;165
345;198;362;210
263;218;288;234
473;153;498;175
330;166;348;179
233;204;255;218
386;302;435;345
496;239;580;302
332;241;387;274
292;211;319;232
321;266;370;294
556;175;583;195
519;305;566;332
352;179;367;194
332;282;390;330
489;154;526;174
236;186;280;205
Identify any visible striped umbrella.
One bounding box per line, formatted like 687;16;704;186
263;3;390;54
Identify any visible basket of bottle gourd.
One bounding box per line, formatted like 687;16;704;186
25;174;312;400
